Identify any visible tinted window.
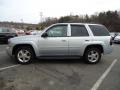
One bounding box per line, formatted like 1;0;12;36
89;25;110;36
71;25;89;36
46;25;67;37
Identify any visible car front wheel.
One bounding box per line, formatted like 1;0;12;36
84;48;101;64
15;46;34;64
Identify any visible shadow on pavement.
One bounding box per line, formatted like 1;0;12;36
32;58;85;64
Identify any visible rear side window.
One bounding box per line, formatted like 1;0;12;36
71;25;89;36
89;25;110;36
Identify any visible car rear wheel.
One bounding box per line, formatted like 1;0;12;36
15;46;34;64
84;48;101;64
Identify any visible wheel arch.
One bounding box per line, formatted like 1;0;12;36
12;44;37;57
84;44;104;56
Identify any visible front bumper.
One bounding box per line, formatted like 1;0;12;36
113;40;120;44
103;45;113;55
6;46;13;57
0;37;7;43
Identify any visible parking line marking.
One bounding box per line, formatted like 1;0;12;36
0;64;20;71
91;59;118;90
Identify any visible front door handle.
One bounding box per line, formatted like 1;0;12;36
61;40;66;42
85;40;90;41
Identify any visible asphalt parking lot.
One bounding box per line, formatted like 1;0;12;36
0;44;120;90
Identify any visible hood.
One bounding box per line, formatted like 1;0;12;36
115;36;120;40
10;35;39;41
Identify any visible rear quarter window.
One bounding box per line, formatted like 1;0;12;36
89;25;110;36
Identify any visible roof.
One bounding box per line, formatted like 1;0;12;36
53;23;102;26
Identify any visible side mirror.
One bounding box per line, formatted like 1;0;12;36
41;32;48;37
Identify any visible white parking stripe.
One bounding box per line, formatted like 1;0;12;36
0;65;20;71
91;59;118;90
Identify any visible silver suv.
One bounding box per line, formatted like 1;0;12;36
6;23;113;64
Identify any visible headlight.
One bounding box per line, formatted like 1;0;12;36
8;38;12;45
8;39;10;44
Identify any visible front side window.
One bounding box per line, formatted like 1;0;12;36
89;25;110;36
46;25;67;37
71;25;89;36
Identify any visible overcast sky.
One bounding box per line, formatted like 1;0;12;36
0;0;120;24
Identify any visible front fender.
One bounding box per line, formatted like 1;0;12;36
12;40;40;57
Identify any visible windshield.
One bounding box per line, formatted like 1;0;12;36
0;28;10;33
0;28;3;33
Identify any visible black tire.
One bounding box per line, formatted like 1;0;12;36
84;48;101;64
15;46;34;64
